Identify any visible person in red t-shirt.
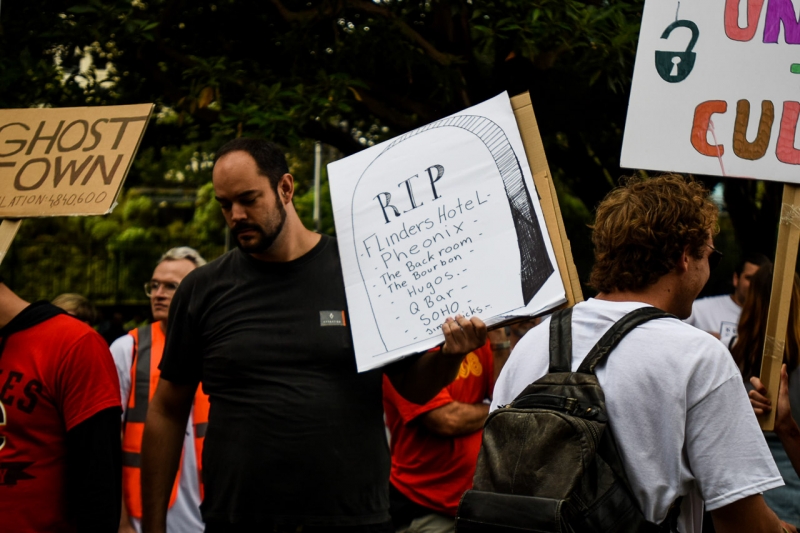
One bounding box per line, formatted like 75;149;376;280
383;330;511;533
0;279;122;532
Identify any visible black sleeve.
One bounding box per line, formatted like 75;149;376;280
159;273;203;384
66;406;122;533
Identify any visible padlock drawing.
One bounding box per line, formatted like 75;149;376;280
655;20;699;83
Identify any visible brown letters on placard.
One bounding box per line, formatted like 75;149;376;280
733;100;773;160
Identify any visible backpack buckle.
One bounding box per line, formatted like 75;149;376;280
564;397;577;413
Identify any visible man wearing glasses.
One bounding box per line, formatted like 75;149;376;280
111;247;207;533
492;175;790;532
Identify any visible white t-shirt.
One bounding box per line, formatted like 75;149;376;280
685;294;741;348
111;333;204;533
492;299;782;533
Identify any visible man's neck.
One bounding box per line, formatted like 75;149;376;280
249;223;322;263
595;271;691;318
595;290;665;308
0;284;30;329
159;320;167;334
731;293;743;308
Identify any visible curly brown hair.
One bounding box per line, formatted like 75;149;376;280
588;174;718;293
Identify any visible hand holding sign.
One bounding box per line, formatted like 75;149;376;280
441;315;488;359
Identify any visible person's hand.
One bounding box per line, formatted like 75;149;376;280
749;374;773;417
749;364;794;434
441;315;487;357
780;519;798;533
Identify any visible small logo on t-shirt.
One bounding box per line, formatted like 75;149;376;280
320;311;347;327
457;352;483;379
720;321;738;349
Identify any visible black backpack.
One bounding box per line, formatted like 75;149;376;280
456;306;682;533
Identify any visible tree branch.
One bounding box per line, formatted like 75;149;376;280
267;0;334;22
301;120;365;155
349;0;459;66
267;0;460;66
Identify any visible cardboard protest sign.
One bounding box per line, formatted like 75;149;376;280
622;1;800;183
328;92;566;371
0;104;153;217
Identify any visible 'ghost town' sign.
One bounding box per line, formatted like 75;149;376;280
0;104;153;217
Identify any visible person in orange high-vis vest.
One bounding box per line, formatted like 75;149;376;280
111;247;208;533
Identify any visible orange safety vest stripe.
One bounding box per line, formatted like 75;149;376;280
121;323;210;518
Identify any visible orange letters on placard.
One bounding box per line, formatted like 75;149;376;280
691;101;727;157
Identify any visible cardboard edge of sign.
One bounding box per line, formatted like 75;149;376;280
510;91;583;315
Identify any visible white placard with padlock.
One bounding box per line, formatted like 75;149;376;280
622;0;800;184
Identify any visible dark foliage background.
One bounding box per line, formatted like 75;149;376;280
0;0;778;309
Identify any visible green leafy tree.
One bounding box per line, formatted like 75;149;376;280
0;0;776;302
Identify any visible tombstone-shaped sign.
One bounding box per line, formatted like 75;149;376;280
329;92;565;371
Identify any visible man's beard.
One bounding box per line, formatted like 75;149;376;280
232;199;287;254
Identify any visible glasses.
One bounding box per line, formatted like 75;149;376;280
705;244;723;271
144;280;180;297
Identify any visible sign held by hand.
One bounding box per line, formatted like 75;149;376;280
329;92;567;371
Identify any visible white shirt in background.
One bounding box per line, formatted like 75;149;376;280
685;294;741;348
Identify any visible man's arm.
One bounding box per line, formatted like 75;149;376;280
421;401;489;437
140;379;196;533
750;364;800;478
109;336;137;533
386;315;487;405
710;494;788;533
488;328;511;385
119;432;136;533
66;406;122;533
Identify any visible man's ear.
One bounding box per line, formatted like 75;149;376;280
277;173;295;203
676;246;692;274
732;271;740;289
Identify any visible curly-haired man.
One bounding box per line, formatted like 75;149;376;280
493;175;791;533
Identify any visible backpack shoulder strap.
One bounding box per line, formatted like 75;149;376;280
577;306;675;374
548;307;573;373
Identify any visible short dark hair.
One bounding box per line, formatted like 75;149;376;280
736;252;771;275
589;174;719;293
215;138;289;190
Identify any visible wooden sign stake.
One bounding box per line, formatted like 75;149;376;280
758;183;800;431
511;92;584;307
0;219;21;266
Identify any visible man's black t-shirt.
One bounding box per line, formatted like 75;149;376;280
160;236;390;526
